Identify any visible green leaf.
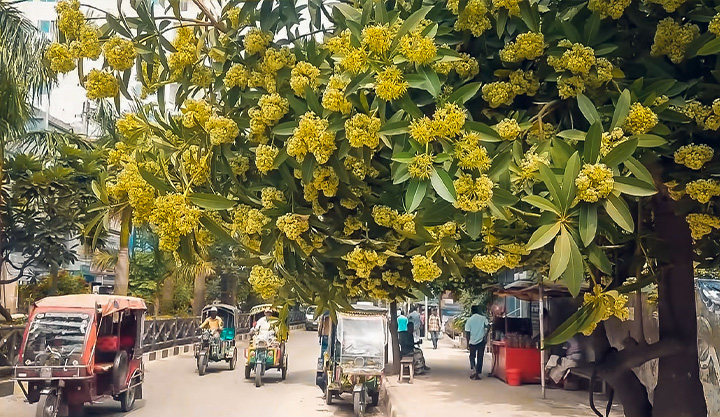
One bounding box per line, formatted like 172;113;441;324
518;0;539;32
614;176;657;196
398;93;423;118
189;193;236;210
544;303;594;346
200;215;237;245
610;89;631;130
564;237;584;297
577;94;601;124
584;13;600;45
624;156;654;184
604;194;634;232
549;227;572;280
138;167;174;193
588;244;613;275
583;123;602;164
302;156;315;184
465;121;502;142
446;82;482;104
466;211;483;240
305;85;322;115
492;188;519;206
379;120;410;135
523;195;560;215
602;138;638;167
418;66;441;97
562;152;581;208
538;163;562;207
496;8;508;38
334;3;362;21
557;130;586;142
405;179;428;212
430;168;456;203
272;121;298;136
527;222;562;250
391;151;416;163
579;204;598;247
635;134;667;148
697;37;720;56
394;6;432;41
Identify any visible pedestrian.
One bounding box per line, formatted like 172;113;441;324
420;308;426;338
318;311;331;357
465;305;489;380
397;310;408;332
428;308;441;349
408;306;422;344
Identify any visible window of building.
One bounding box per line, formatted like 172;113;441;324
38;20;54;36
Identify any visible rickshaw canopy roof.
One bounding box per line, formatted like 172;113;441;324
202;303;238;314
249;304;276;315
33;294;147;316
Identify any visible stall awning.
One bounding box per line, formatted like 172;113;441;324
485;280;589;301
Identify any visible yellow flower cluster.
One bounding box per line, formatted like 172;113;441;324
588;0;632;19
340;47;369;74
674;100;720;131
455;132;492;171
433;53;479;79
500;243;529;268
344;156;368;179
362;25;393;55
674;144;714;170
482;70;539;107
244;28;273;55
181;99;212;128
517;151;549;183
429;221;460;240
261;187;286;209
664;180;685;201
320;76;350;114
448;0;492;37
646;0;688;13
382;270;409;290
495;118;521;140
248;93;289;143
375;66;408;101
181;146;209;185
325;30;352;55
575;163;614;203
191;66;213;88
255;144;278;174
225;64;249;89
45;43;76;73
710;14;720;37
454;173;494;212
205;116;239;146
499;32;545;63
686;213;720;240
581;286;629;335
103;36;136;71
69;24;101;60
409;103;466;143
408;153;435;180
56;0;84;40
547;41;614;98
600;128;627;157
623;103;658;135
371;206;416;233
249;265;285;300
343;216;363;236
290;62;321;97
686;179;720;203
345;113;382;148
139;61;160;98
276;214;310;241
548;41;596;75
651;18;699;64
232;205;270;236
226;7;241;27
399;32;437;64
230;155;250;179
149;193;201;252
107;163;155;223
168;27;197;71
85;69;118;99
492;0;520;14
288;112;336;164
249;47;296;92
411;255;442;282
472;253;506;274
344;248;388;279
305;166;339;200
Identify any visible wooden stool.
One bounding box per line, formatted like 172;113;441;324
399;356;414;383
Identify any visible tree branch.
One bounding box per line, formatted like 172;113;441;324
601;338;686;379
191;0;226;33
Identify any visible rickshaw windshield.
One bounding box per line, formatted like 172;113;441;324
23;312;90;365
337;315;386;358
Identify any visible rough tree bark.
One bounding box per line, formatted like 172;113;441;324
651;192;707;417
114;211;132;296
389;300;400;375
192;270;209;316
47;262;59;296
160;276;175;314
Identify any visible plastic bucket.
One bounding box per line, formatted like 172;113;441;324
506;369;522;386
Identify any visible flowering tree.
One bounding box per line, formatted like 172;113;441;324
48;0;720;414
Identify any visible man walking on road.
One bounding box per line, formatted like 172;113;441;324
465;305;489;380
428;308;441;349
408;306;422;343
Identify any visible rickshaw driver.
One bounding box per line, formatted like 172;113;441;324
252;308;276;342
200;306;224;342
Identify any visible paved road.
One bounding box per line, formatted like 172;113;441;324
0;330;384;416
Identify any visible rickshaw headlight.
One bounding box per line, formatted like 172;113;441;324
40;367;51;379
25;359;31;365
72;360;78;366
202;332;210;341
354;357;365;367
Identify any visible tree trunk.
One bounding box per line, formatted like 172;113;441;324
160;276;175;314
0;303;12;322
114;211;132;296
389;300;401;375
651;193;707;417
48;262;59;296
192;270;208;316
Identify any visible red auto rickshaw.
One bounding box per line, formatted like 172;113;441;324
14;294;147;417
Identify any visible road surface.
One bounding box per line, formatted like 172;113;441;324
0;329;384;416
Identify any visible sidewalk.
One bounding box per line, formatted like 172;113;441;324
383;337;624;417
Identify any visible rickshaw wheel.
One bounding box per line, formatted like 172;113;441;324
281;356;288;380
229;348;238;370
120;385;136;412
324;386;333;405
254;363;263;387
353;391;366;417
197;354;208;376
36;393;58;417
244;365;251;379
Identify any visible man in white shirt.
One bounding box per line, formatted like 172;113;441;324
252;309;276;342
